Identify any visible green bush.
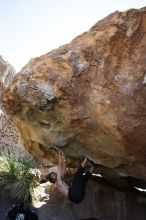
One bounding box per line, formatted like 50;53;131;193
0;153;37;203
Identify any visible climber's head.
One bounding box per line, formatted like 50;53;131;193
47;172;57;184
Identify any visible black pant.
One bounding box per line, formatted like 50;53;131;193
68;167;92;203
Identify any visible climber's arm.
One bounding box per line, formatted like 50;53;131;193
58;152;66;178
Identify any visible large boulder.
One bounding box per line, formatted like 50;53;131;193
2;8;146;179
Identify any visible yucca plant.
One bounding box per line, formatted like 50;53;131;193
0;153;37;203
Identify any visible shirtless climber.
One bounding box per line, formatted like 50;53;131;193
47;154;94;203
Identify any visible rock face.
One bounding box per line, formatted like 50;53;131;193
0;56;27;155
0;56;16;109
0;56;16;87
0;113;26;155
2;8;146;179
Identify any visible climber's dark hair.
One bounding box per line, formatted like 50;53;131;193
47;172;57;184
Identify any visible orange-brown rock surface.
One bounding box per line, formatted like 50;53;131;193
2;8;146;180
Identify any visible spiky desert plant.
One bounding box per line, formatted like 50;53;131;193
0;153;37;203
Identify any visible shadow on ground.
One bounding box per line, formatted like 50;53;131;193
1;178;146;220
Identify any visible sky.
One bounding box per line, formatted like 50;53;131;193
0;0;146;72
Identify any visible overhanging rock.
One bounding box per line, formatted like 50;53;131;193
2;8;146;180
